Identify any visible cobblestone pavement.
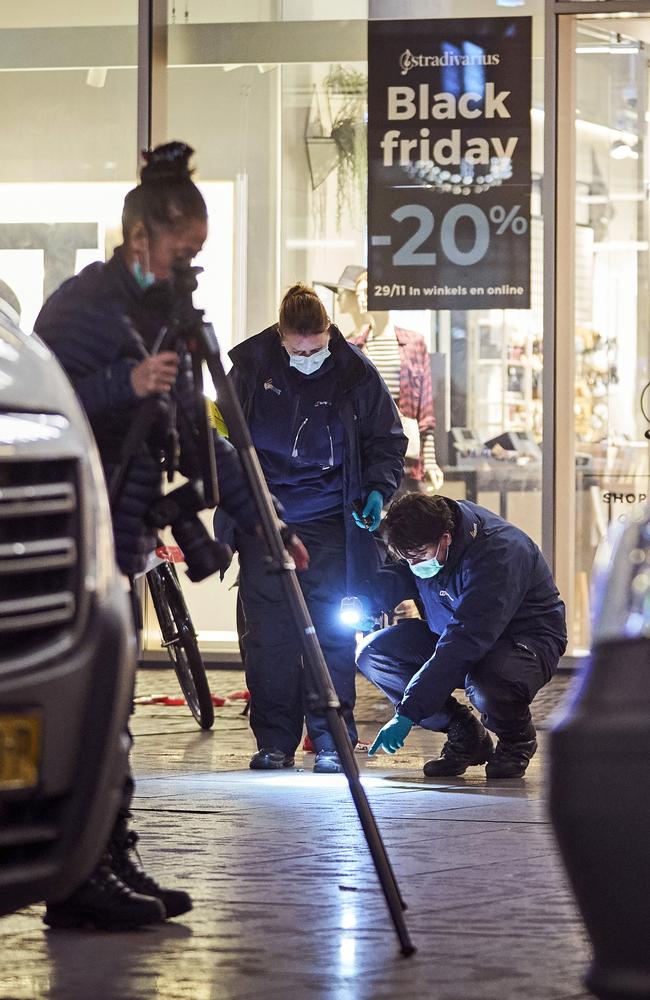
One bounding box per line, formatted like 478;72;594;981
0;668;593;1000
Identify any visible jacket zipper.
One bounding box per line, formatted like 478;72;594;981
291;417;309;459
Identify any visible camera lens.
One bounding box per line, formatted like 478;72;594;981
172;516;232;582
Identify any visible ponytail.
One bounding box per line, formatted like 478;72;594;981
278;283;329;335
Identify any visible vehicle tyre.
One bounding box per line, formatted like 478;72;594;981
147;561;214;730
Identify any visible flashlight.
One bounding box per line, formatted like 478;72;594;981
352;499;373;529
340;595;364;626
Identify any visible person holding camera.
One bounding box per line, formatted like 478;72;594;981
228;283;407;774
33;142;282;930
356;493;567;779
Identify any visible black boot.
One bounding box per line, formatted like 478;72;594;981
485;726;538;779
423;709;494;777
44;856;165;930
249;748;295;770
109;826;193;920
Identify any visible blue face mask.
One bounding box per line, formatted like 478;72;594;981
133;260;155;290
409;541;445;579
288;345;331;376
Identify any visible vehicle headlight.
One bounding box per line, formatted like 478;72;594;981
83;438;118;598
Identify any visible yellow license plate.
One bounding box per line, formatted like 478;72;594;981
0;713;41;791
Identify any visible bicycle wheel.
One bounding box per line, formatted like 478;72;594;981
146;561;214;729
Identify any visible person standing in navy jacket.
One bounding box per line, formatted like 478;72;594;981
35;146;261;581
229;283;406;774
34;142;289;931
358;493;567;778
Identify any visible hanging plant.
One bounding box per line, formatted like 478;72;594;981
323;65;368;230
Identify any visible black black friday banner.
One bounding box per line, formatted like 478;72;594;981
368;17;532;311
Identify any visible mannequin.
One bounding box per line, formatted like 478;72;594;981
352;270;443;493
331;264;367;340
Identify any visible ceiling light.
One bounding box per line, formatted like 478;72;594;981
576;46;640;55
86;67;107;88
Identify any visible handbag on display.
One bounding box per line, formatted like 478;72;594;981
399;412;421;461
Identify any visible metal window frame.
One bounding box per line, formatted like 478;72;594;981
137;0;168;165
551;0;650;11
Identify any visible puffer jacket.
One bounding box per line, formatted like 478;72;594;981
35;248;258;575
228;324;407;592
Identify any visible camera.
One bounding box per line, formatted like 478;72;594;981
147;481;232;582
108;260;233;584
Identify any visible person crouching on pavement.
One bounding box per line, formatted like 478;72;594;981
228;283;407;774
357;493;567;779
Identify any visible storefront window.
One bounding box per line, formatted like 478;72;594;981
9;2;647;663
163;1;544;654
571;14;650;651
0;4;138;333
164;10;366;652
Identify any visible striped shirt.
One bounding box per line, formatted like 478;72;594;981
365;329;401;401
354;323;438;480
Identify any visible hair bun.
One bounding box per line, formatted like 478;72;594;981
140;141;195;183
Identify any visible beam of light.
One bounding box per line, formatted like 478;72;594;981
245;772;387;789
339;937;356;969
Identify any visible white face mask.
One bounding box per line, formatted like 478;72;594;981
288;345;331;375
408;540;446;579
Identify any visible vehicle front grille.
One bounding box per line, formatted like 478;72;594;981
0;460;80;663
0;795;63;868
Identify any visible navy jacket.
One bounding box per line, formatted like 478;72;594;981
34;249;258;576
361;500;568;723
228;325;407;591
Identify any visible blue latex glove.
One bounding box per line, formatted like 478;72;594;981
368;714;413;756
352;490;383;531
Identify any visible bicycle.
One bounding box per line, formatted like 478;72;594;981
145;546;215;730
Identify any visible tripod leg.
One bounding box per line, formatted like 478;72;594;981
205;339;416;957
323;706;416;956
285;575;416;957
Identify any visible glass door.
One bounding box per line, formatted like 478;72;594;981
555;10;650;654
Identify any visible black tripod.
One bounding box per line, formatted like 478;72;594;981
169;271;415;956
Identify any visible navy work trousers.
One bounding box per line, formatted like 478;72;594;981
238;515;357;754
357;619;553;740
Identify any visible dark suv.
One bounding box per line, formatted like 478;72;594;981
0;301;135;915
